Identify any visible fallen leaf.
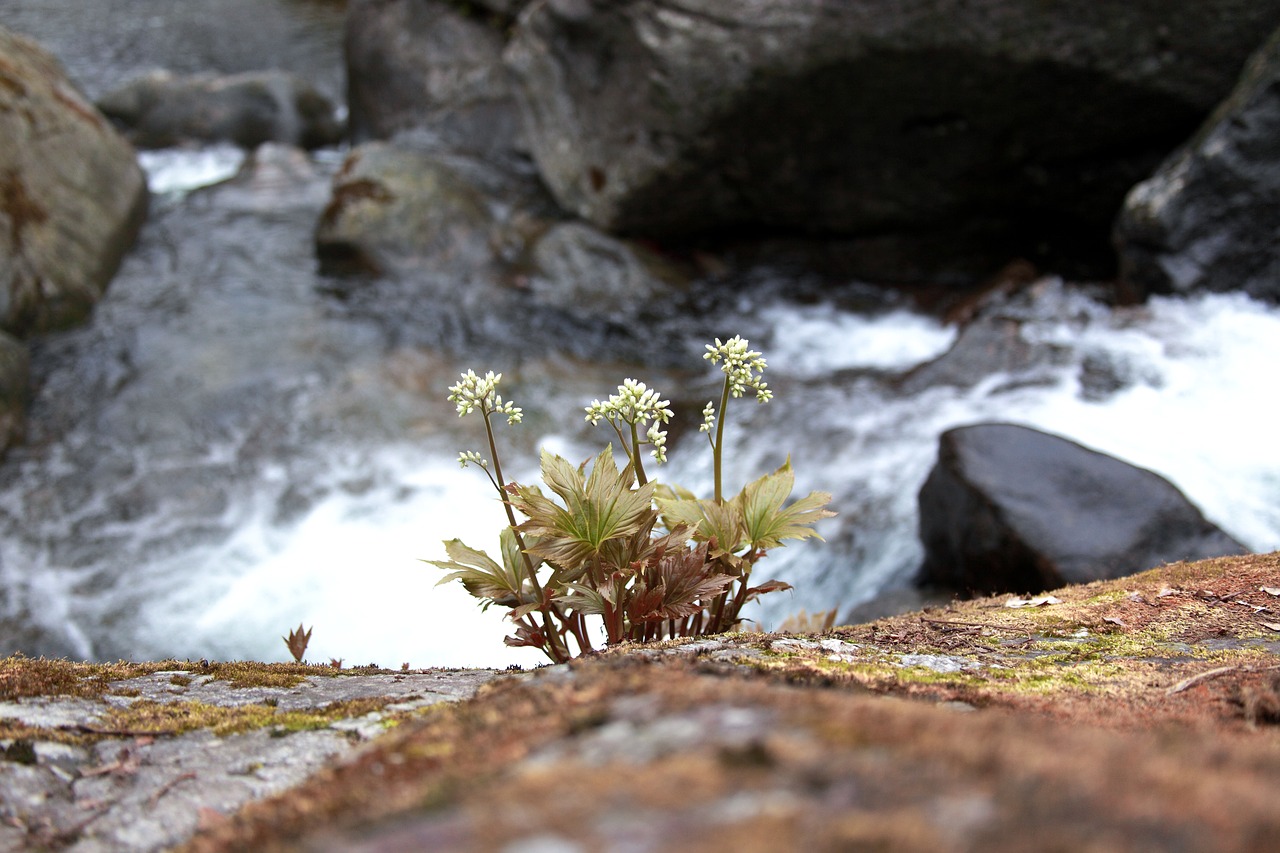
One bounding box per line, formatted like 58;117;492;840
1156;587;1180;598
1103;616;1127;628
1261;586;1280;596
1005;595;1062;609
1260;622;1280;632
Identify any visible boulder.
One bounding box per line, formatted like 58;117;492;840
1115;28;1280;304
314;142;494;276
0;27;148;335
917;422;1246;594
0;331;28;456
345;0;526;158
504;0;1280;270
96;69;344;150
527;221;690;325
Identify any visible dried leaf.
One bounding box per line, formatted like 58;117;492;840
1260;621;1280;632
777;608;839;633
1261;586;1280;597
1103;616;1126;628
1156;587;1180;598
282;623;312;663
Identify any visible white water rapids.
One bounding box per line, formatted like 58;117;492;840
6;154;1279;671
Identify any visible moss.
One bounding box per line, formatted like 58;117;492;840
99;697;402;738
0;695;411;747
0;655;366;702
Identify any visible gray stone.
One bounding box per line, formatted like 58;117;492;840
917;423;1247;594
314;142;494;276
0;26;148;335
96;69;344;150
345;0;526;158
1115;27;1280;303
504;0;1280;268
528;221;691;325
0;668;500;852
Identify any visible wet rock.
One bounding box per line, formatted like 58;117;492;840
0;27;148;335
527;221;691;325
917;422;1247;594
345;0;526;158
504;0;1279;273
314;142;494;276
1115;28;1280;304
898;278;1097;394
0;331;27;457
96;69;344;150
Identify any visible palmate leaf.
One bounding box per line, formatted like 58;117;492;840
425;529;526;610
739;458;835;551
553;582;609;616
628;541;735;623
513;445;657;573
654;485;746;561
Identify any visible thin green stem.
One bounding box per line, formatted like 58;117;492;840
483;410;572;663
712;378;731;503
630;421;648;486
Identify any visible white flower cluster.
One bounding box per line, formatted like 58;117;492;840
457;450;489;470
447;370;523;425
584;378;672;463
704;336;772;402
699;400;717;434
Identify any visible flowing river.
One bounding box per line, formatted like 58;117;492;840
3;1;1278;669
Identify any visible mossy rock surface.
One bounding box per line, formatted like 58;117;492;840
180;552;1280;852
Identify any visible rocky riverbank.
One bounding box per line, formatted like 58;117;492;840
3;551;1279;851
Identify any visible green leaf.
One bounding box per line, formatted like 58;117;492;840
739;458;835;551
654;491;745;560
513;446;657;572
425;537;524;609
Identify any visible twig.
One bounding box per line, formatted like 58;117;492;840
148;771;197;807
1166;665;1238;695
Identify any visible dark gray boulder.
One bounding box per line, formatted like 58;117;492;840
0;27;149;335
96;69;344;150
505;0;1280;270
1115;28;1280;304
917;423;1246;594
345;0;526;158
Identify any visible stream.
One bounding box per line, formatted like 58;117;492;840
2;1;1278;669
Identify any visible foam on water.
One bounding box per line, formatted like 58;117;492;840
137;145;246;196
762;303;958;374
